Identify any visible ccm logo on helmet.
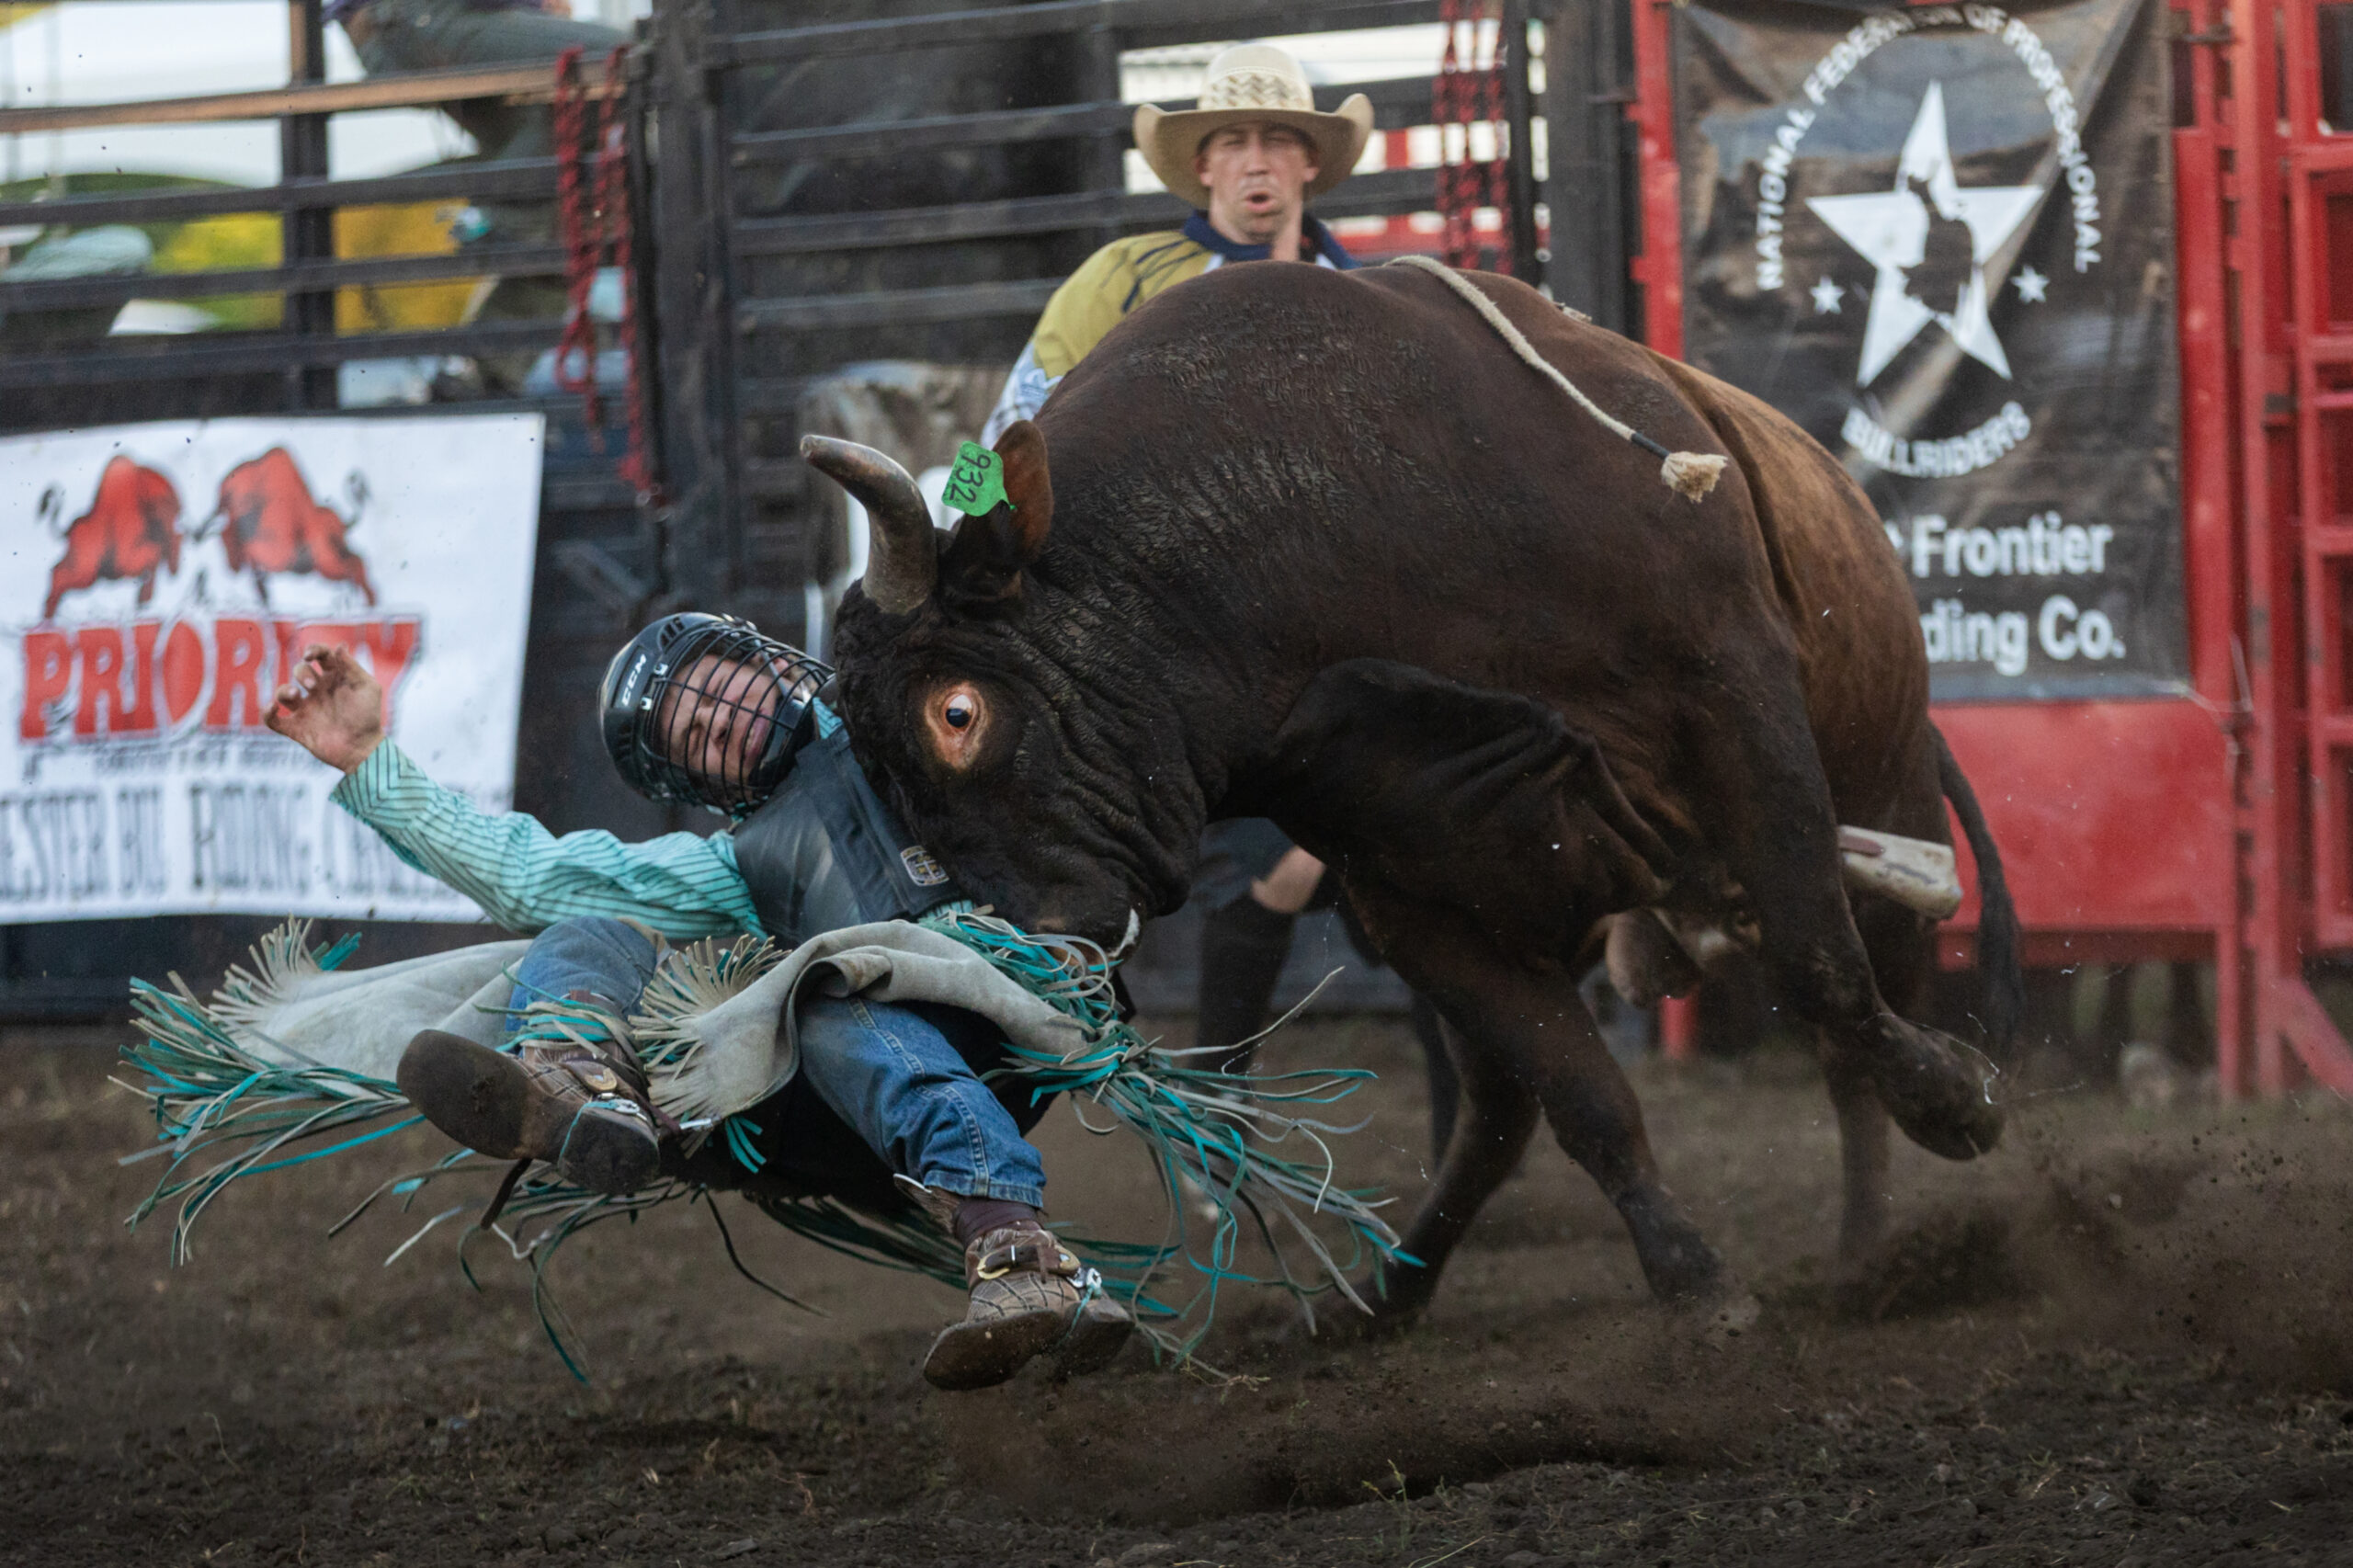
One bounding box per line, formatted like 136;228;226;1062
617;652;651;710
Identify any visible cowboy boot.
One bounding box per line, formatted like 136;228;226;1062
922;1219;1134;1392
396;994;664;1197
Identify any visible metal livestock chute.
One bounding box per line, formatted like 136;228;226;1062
8;0;2353;1106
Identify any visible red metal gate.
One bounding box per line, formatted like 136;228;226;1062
1628;0;2353;1097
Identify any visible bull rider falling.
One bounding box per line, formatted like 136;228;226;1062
116;607;1404;1387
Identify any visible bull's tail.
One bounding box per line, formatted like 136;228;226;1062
1933;724;2023;1059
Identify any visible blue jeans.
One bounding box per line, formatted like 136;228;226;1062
508;917;1048;1209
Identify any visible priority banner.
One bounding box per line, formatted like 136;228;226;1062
1675;0;2183;699
0;415;542;922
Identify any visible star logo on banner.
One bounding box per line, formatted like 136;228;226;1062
1804;82;2042;386
1810;277;1844;314
2012;264;2049;302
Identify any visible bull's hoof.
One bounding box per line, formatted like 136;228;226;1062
1318;1302;1418;1345
1693;1288;1762;1347
1870;1014;2004;1160
1618;1187;1728;1304
1830;1231;1893;1316
1334;1261;1435;1340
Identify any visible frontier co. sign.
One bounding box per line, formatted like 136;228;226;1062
1676;0;2182;699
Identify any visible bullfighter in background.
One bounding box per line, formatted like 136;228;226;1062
982;41;1371;443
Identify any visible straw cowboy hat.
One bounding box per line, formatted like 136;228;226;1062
1132;44;1373;210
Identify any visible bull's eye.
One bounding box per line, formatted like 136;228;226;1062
927;684;988;769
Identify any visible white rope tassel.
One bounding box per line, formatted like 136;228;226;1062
1655;450;1726;500
1386;254;1727;502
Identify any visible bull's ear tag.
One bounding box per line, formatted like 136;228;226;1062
942;440;1012;517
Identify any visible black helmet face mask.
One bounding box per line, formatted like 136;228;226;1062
600;615;830;813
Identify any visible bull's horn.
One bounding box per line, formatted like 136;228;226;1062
800;435;936;614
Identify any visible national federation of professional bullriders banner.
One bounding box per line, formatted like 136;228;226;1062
1675;0;2183;699
0;415;542;922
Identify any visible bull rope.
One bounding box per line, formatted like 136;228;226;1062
1384;253;1728;501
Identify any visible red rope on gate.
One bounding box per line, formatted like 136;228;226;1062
551;47;598;412
1432;0;1511;274
551;45;659;502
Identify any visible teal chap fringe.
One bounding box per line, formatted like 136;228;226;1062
915;909;1408;1358
120;916;1407;1377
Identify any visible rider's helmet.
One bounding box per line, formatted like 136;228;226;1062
598;613;831;814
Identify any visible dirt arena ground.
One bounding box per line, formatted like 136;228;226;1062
5;1012;2350;1568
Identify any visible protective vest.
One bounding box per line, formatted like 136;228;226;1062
727;724;961;945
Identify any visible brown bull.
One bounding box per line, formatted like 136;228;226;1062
41;457;184;619
803;261;2020;1323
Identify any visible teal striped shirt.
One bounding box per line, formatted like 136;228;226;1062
331;740;765;938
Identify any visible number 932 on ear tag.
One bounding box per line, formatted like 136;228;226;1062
943;440;1013;517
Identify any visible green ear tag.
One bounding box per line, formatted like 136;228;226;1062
942;440;1012;517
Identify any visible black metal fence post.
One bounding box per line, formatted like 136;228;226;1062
1540;0;1630;331
1078;21;1129;257
621;43;670;503
1501;0;1541;286
282;0;338;409
646;0;744;610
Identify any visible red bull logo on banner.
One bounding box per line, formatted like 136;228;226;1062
1;415;543;921
209;447;378;608
40;456;186;619
23;444;407;745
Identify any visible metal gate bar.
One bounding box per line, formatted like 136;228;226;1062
0;49;631;395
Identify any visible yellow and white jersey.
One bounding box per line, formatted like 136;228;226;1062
982;212;1358;443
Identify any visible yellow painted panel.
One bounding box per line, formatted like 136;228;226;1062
142;200;483;333
149;210;282;329
333;200;481;333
